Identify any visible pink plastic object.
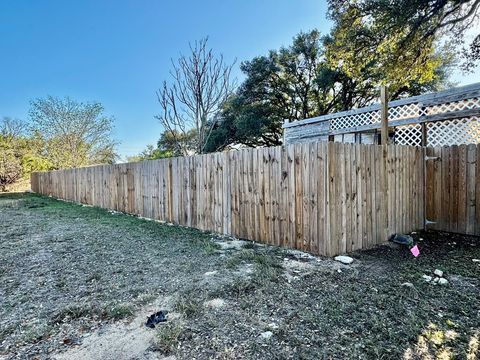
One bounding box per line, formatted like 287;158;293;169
410;245;420;257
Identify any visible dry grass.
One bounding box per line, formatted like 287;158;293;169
1;192;479;359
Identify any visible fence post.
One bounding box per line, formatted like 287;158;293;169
380;86;389;145
380;86;390;240
421;123;428;146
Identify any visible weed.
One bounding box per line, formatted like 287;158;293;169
0;324;16;343
106;303;134;320
198;238;221;255
19;322;52;344
223;277;256;298
51;303;111;323
153;321;187;354
86;272;102;283
226;249;281;270
173;291;202;317
135;292;158;305
55;276;67;289
51;305;95;323
241;241;256;249
251;263;283;285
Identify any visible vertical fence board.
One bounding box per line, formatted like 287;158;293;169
317;143;327;254
459;145;467;234
293;144;302;250
34;142;480;256
466;145;476;235
476;145;480;235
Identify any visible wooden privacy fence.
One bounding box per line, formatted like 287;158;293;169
426;144;480;236
31;142;427;256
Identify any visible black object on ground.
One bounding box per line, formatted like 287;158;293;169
390;233;414;247
145;311;167;328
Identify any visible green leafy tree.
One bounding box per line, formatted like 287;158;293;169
157;129;198;156
0;146;22;191
127;145;173;162
204;95;283;152
127;128;197;162
206;28;453;151
327;0;479;72
0;118;25;191
29;96;117;168
21;154;53;175
0;117;54;190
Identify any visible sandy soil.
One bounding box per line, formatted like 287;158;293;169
53;296;176;360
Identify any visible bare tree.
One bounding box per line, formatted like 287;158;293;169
155;38;235;155
0;117;27;140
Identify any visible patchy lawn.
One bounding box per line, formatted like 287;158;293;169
0;193;479;359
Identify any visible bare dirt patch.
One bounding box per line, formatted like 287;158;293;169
53;296;174;360
1;193;479;359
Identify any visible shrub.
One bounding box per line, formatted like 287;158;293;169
0;150;22;192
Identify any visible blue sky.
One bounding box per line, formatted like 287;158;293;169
1;1;478;159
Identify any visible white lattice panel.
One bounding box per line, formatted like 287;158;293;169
330;98;480;133
283;83;480;146
427;117;480;146
426;98;480;115
389;103;425;120
330;110;380;130
395;124;423;146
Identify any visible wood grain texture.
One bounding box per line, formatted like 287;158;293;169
33;142;478;256
426;144;479;235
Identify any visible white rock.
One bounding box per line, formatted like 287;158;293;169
204;298;225;309
260;331;273;339
422;275;432;282
283;273;299;283
472;259;480;263
204;271;218;276
285;249;318;260
334;255;354;265
267;323;279;330
438;278;449;286
419;238;424;241
434;269;444;277
433;277;439;283
215;239;249;250
401;282;414;288
337;269;342;273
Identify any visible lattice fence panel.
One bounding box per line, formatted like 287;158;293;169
395;124;423;146
330;110;381;130
389;103;424;120
284;84;480;147
426;98;480;115
427;117;480;147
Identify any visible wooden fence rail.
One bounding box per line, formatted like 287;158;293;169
31;142;428;256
